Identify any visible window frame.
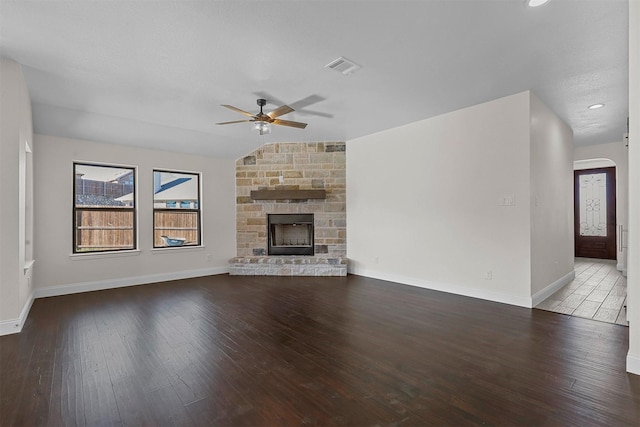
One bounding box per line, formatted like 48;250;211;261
72;162;137;254
152;169;202;249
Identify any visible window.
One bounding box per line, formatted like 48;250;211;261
73;163;136;253
153;170;201;248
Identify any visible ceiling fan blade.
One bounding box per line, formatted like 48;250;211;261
296;109;334;118
221;104;256;117
216;120;253;125
253;93;331;117
267;105;294;119
253;91;284;106
289;94;325;110
272;119;308;129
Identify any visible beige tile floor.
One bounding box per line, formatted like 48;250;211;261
535;258;628;326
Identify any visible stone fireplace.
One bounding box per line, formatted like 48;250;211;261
229;142;347;276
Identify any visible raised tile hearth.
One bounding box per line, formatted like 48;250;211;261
229;256;348;276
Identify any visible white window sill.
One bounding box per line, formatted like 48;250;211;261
70;250;141;260
151;245;205;253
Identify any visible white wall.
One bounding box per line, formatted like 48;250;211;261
347;92;533;306
529;93;575;298
0;58;35;334
574;141;629;272
33;135;236;296
627;0;640;376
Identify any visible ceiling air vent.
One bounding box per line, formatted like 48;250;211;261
325;56;361;75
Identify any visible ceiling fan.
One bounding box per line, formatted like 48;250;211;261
216;98;308;135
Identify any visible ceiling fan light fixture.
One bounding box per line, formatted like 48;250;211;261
526;0;550;7
254;121;271;135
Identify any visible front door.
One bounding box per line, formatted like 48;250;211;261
574;167;616;259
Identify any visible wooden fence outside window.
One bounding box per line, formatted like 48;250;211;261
75;210;199;250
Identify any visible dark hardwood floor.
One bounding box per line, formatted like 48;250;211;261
1;274;639;426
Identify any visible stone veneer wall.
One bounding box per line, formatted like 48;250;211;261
235;142;346;258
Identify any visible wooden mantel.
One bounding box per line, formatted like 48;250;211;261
250;189;327;200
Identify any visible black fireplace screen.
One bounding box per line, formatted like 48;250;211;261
268;214;314;255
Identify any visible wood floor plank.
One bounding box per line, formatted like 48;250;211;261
81;367;121;426
46;348;85;426
2;273;640;426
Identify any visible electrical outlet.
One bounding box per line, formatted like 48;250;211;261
206;254;213;262
484;270;493;280
373;256;379;264
500;195;516;206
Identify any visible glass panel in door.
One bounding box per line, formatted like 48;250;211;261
578;172;607;237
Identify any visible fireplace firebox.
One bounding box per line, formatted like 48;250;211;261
268;214;314;255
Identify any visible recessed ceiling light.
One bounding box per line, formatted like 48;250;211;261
588;103;605;110
526;0;551;7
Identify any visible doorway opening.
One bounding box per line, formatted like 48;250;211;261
534;158;626;326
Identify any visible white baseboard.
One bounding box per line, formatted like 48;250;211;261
348;267;532;308
627;352;640;376
35;265;230;299
0;291;35;336
531;270;576;307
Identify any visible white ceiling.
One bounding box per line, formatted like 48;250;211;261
0;0;629;159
